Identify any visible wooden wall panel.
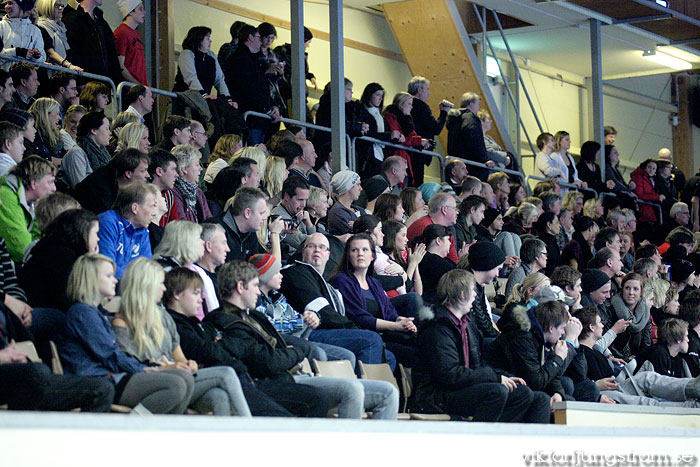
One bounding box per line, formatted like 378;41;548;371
382;0;508;153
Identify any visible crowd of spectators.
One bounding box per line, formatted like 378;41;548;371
2;8;700;425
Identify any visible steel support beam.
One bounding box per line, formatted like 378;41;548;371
590;18;605;181
612;14;671;24
329;0;346;172
290;0;305;122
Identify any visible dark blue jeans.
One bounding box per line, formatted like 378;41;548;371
309;328;396;371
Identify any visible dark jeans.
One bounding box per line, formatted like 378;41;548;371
561;376;600;402
438;382;550;423
389;293;423;320
238;375;293;417
0;362;113;412
256;377;329;418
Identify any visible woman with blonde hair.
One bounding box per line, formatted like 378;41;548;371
262;155;287;206
154;220;216;319
254;204;283;261
60;104;86;151
230;145;267;175
203;134;242;184
112;258;251;417
60;253;195;414
171;144;211;223
35;0;82;73
507;272;550;305
29;97;64;164
108;111;140;153
583;197;604;224
116;122;149;153
562;190;584;217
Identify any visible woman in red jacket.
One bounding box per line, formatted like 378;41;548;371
630;158;665;223
383;92;431;187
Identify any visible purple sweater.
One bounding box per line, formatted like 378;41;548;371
329;272;398;331
172;185;212;223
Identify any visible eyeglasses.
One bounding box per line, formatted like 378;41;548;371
55;3;64;8
445;205;459;213
193;131;206;137
304;244;329;252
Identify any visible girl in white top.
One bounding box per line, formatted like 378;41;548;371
534;131;567;184
553;130;586;192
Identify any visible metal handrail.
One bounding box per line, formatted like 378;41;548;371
116;81;176;110
446;155;524;181
0;53;117;114
242;110;352;166
351;135;445;182
599;192;663;224
526;174;598;198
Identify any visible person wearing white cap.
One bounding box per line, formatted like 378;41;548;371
113;0;146;85
327;170;367;236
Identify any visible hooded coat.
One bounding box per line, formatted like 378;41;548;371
412;305;502;414
486;304;566;397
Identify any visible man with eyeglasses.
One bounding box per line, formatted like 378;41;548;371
224;24;280;145
280;233;397;370
189;120;208;151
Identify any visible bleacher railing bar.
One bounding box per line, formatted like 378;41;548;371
600;192;664;225
242;110;352;166
116;81;177;110
526;174;598;198
351;135;445;183
0;54;118;115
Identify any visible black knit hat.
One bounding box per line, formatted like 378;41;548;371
480;207;501;228
0;108;31;129
669;231;693;246
362;176;390;203
671;259;695;284
664;244;687;263
581;269;610;293
468;241;505;271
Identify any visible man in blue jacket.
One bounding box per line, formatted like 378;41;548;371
98;180;156;278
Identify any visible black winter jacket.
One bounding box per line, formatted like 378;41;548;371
469;276;499;338
412;305;501;412
203;302;304;383
280;260;358;330
486;304;566;397
446;108;488;180
167;309;248;376
205;210;265;263
62;5;121;84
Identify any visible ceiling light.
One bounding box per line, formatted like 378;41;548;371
642;49;691;70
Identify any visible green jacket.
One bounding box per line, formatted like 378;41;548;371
454;214;477;250
0;174;39;262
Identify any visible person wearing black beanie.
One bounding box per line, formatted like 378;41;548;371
671;259;697;303
465;241;505;339
535;211;561;276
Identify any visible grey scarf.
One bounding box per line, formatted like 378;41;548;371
610;294;650;333
37;18;69;58
77;135;110;171
174;177;198;211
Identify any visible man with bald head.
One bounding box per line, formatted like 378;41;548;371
281;233;395;369
289;138;323;189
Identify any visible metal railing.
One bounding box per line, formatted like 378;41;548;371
526;174;598;198
351;135;445;182
0;53;118;115
600;192;663;224
243;111;352;166
116;81;176;110
447;155;525;182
